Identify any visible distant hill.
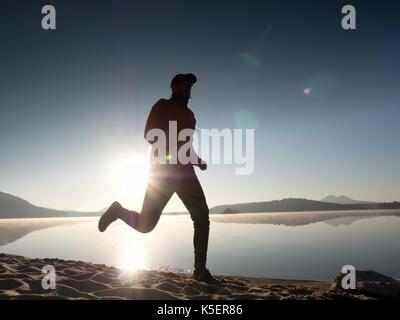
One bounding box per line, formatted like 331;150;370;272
0;191;100;219
208;198;400;215
320;195;376;205
1;191;399;219
167;198;400;215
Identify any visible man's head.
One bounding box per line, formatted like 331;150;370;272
170;73;197;97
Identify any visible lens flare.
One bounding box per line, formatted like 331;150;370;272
303;87;312;95
240;52;261;67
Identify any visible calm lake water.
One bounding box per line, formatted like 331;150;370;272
1;211;400;281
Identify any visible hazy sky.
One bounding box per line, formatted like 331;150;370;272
1;0;400;212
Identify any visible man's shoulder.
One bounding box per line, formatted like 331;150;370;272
156;98;168;104
152;98;172;110
155;98;173;105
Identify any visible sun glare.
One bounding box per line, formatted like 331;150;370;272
104;149;150;207
116;228;147;275
118;245;146;275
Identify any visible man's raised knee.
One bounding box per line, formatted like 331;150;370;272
138;222;157;233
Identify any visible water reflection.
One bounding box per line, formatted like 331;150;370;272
0;218;83;245
210;209;400;227
1;214;400;280
117;235;146;274
1;210;400;247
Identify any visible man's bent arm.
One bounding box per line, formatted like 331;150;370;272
144;101;164;144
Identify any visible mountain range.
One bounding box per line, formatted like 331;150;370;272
1;191;399;219
0;191;99;219
320;195;376;204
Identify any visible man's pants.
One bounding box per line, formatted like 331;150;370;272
123;164;210;271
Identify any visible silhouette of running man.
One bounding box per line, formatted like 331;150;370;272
98;74;219;285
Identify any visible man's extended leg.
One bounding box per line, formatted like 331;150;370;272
98;167;175;233
176;168;219;285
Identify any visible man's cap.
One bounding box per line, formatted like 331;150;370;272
170;73;197;87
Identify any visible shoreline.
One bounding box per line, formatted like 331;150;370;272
1;207;400;220
0;253;382;300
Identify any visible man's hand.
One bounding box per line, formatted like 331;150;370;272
197;159;207;171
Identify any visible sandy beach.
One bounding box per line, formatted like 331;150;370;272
0;253;380;300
